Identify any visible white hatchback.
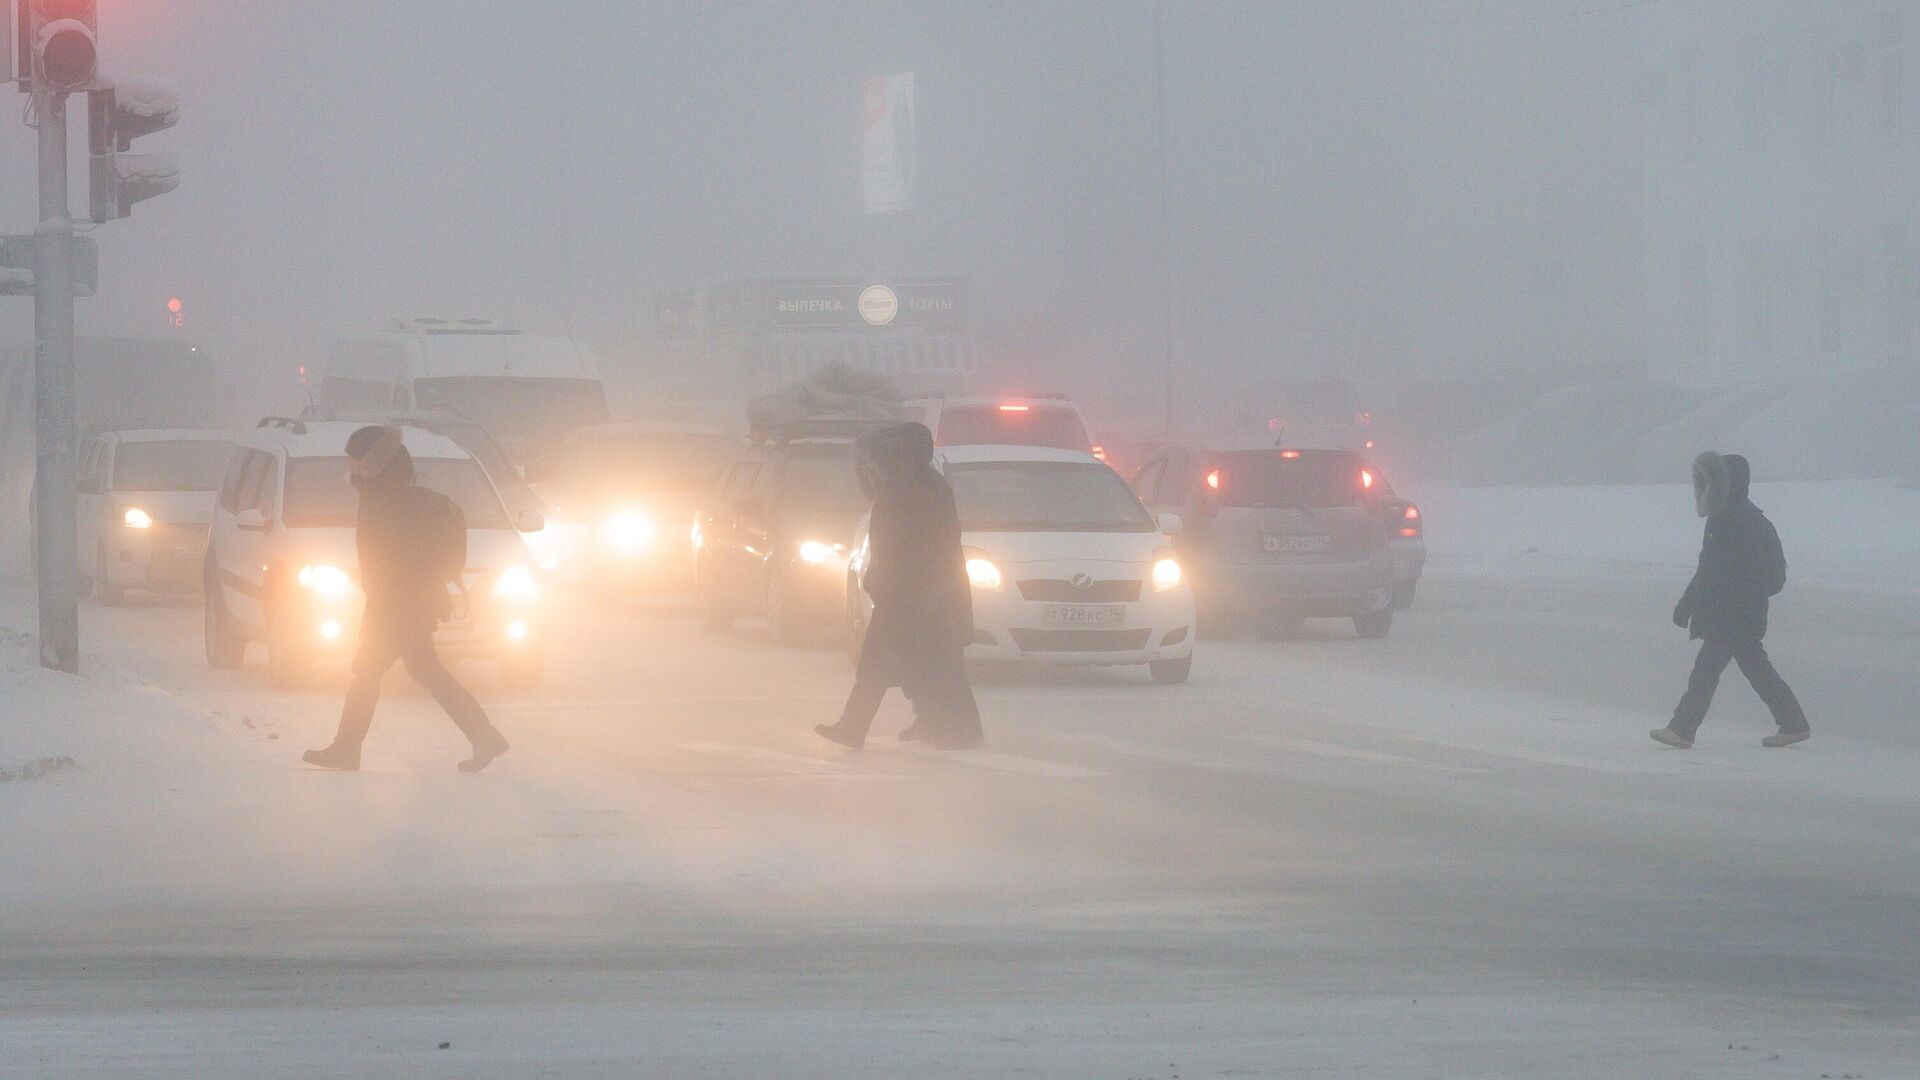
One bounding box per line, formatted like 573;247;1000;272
848;446;1196;683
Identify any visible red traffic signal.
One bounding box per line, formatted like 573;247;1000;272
28;0;98;91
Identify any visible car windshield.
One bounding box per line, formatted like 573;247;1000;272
778;450;866;512
413;378;611;453
1211;451;1366;509
949;461;1156;532
599;434;739;491
934;405;1091;451
111;440;233;492
282;456;512;530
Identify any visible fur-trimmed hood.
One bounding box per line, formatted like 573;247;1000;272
1693;451;1753;518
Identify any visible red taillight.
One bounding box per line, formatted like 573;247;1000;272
997;402;1031;413
1360;468;1375;490
1279;449;1301;459
1205;469;1221;490
1403;505;1419;520
1400;526;1420;538
1090;444;1106;461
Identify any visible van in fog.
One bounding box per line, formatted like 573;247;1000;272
321;318;611;465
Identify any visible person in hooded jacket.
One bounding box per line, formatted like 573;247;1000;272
816;423;983;750
303;425;512;772
1652;451;1810;749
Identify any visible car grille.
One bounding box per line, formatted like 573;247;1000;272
1016;579;1141;603
1009;628;1152;653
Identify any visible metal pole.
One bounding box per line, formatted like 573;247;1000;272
33;90;80;673
1152;0;1178;436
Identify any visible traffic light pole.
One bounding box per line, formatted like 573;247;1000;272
33;89;80;673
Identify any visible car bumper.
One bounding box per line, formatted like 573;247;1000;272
966;586;1196;666
281;594;544;664
1195;554;1395;617
104;523;209;592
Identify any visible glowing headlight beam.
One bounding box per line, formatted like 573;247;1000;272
122;507;153;530
492;566;538;599
297;564;353;596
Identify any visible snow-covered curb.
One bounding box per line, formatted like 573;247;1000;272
0;754;78;784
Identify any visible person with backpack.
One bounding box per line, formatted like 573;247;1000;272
303;425;511;772
1652;452;1811;749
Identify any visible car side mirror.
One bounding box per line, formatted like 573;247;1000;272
235;508;269;532
1157;512;1184;536
516;510;545;533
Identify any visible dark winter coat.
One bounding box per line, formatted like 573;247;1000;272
1675;452;1787;643
354;455;461;640
855;424;973;689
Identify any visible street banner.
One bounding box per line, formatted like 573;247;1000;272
862;71;915;214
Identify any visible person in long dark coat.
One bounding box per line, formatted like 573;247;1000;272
816;423;983;750
1652;451;1810;749
303;425;511;772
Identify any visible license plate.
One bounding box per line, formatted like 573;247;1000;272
1040;604;1125;626
1262;532;1331;554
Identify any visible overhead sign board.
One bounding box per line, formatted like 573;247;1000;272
762;280;965;331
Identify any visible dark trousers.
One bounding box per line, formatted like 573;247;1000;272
332;626;496;749
1670;637;1809;740
834;655;982;745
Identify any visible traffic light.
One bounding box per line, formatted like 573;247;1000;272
89;79;181;222
25;0;98;91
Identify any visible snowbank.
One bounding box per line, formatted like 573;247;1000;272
1416;476;1920;591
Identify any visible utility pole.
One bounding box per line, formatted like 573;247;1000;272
1152;0;1178;436
32;88;80;671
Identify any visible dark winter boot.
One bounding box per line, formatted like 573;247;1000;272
814;721;865;751
1649;727;1693;750
1761;729;1810;748
302;742;362;771
458;730;511;773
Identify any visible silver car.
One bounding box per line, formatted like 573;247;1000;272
1131;446;1417;638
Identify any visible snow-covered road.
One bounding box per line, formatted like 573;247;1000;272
3;484;1918;1077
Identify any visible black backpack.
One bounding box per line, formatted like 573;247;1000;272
413;487;467;583
1758;517;1788;597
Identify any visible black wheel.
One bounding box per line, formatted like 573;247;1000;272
1353;609;1394;640
267;604;314;690
203;564;246;669
499;644;545;692
699;562;735;633
95;543;125;605
1391;580;1418;610
1150;654;1193;684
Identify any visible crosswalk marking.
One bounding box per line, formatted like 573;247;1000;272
874;740;1106;778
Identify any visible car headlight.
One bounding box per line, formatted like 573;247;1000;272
690;520;704;551
603;511;656;554
493;565;538;599
1151;550;1183;593
798;539;845;565
297;564;353;596
122;507;153;530
964;549;1003;591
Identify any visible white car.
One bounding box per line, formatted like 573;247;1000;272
905;395;1106;462
848;446;1196;683
202;418;549;690
69;429;234;603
